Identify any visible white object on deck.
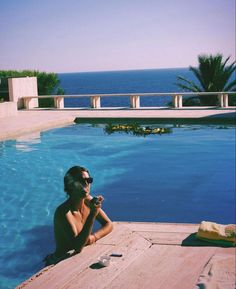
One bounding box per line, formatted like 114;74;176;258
98;255;111;267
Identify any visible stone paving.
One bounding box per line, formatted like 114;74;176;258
0;108;235;141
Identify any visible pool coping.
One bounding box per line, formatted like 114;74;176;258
0;108;235;141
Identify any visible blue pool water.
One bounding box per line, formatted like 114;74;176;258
0;122;235;289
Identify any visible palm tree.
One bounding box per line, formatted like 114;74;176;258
176;54;236;106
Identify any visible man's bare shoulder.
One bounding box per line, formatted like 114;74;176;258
54;201;70;219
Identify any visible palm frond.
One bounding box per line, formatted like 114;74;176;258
189;66;206;90
222;56;231;68
176;76;202;92
175;83;199;92
224;79;236;91
175;54;236;105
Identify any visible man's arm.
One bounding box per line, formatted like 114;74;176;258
54;202;100;254
87;208;113;244
72;210;97;252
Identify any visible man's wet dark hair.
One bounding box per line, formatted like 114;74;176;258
64;166;89;194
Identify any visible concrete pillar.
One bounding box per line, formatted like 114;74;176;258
130;96;134;108
223;94;228;107
172;95;178;108
173;95;183;108
178;95;183;108
135;95;140;108
8;77;38;109
130;95;140;108
218;93;224;107
90;96;101;108
54;97;64;109
23;98;34;110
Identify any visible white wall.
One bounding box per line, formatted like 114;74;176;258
8;77;38;109
0;102;17;118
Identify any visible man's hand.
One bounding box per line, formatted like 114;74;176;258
90;195;104;217
86;234;97;245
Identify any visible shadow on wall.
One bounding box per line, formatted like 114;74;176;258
201;112;236;120
0;78;9;102
1;225;55;280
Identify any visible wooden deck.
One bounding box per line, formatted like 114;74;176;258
15;222;236;289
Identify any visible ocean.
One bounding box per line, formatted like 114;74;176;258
58;68;195;108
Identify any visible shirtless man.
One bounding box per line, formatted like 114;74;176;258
45;166;113;265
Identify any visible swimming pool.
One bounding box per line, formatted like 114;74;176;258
0;121;235;289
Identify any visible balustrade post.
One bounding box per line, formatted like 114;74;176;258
54;97;64;109
135;95;140;108
218;93;224;107
223;94;228;107
130;95;140;108
172;95;183;108
130;96;134;108
178;95;183;108
173;95;177;108
23;97;34;109
90;96;101;108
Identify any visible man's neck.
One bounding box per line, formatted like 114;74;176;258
68;197;85;213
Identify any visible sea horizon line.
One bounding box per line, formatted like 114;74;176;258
58;66;189;75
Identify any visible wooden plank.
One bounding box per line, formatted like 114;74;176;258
96;222;133;245
17;230;150;289
16;223;133;289
63;233;151;289
15;244;113;289
104;245;216;289
122;222;199;233
215;247;236;255
196;252;236;289
137;231;192;245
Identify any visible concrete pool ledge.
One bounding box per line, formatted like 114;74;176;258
0;108;235;141
0;110;79;141
15;222;236;289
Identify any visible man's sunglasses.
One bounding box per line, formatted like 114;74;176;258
79;177;93;184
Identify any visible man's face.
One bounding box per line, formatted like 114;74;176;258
79;171;92;194
72;171;93;199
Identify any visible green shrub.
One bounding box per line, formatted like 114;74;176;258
0;70;65;107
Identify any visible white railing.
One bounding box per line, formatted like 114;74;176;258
21;91;235;109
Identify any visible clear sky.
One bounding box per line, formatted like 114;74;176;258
0;0;235;73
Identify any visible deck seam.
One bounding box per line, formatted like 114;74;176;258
102;242;153;289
